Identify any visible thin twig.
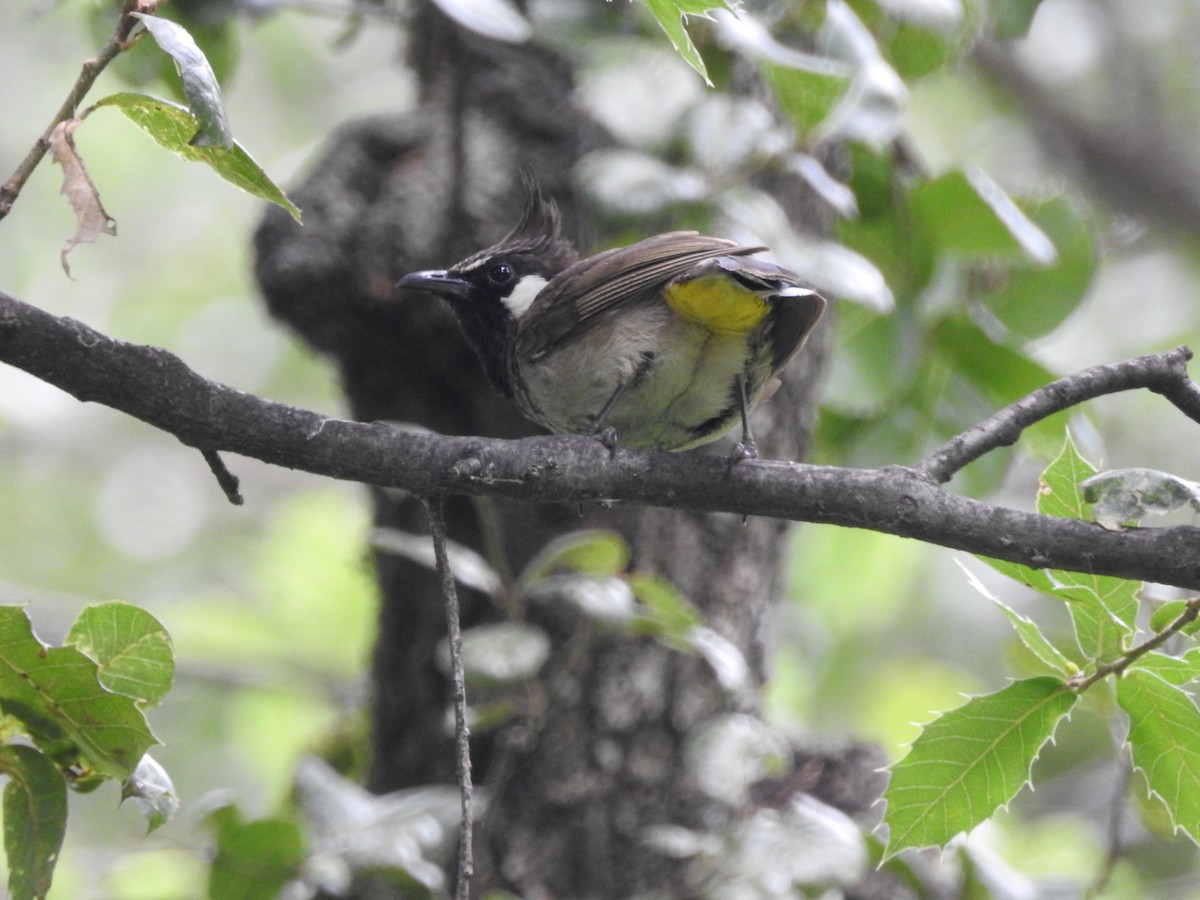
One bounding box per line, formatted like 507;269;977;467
200;449;244;505
0;0;161;222
1088;749;1132;898
423;497;474;899
1071;595;1200;692
918;347;1199;484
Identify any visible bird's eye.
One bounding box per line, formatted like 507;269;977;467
487;262;515;286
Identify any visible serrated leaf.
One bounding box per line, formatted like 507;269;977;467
430;0;531;42
48;119;117;277
646;0;716;86
1038;437;1139;659
992;600;1076;676
1131;649;1200;687
912;168;1055;263
91;93;301;222
956;560;1075;675
66;601;174;707
519;530;630;586
121;753;179;834
1118;669;1200;842
0;607;157;780
883;677;1076;858
131;14;232;149
1080;468;1200;530
0;744;66;900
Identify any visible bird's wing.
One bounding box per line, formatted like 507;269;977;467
517;232;765;361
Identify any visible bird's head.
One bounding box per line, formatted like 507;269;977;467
396;184;578;395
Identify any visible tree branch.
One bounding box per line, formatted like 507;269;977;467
3;288;1200;588
0;0;161;222
918;347;1200;483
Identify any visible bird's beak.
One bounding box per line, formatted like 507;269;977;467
395;270;473;300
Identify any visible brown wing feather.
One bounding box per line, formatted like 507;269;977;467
517;232;766;361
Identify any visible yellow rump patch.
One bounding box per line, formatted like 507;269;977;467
664;274;769;333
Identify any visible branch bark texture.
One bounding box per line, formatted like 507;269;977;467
3;289;1199;590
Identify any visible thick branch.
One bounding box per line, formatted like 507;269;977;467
3;289;1200;588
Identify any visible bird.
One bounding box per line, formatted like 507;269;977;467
396;186;826;457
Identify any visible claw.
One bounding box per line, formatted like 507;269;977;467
594;426;619;458
730;438;758;462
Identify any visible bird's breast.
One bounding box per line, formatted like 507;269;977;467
515;304;775;450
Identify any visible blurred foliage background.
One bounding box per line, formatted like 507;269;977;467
3;0;1200;896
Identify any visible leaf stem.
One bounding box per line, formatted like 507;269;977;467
1072;595;1200;692
0;0;161;223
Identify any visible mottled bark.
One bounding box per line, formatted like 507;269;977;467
252;6;867;896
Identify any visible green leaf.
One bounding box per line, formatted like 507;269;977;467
763;62;850;137
121;753;180;834
1118;669;1200;842
645;0;720;86
1131;649;1200;687
0;608;158;780
91;93;301;223
991;0;1045;39
519;530;630;585
992;599;1077;676
131;14;233;149
883;677;1076;858
66;601;174;707
1149;601;1200;637
912;168;1055;263
885;24;949;80
981;555;1056;595
931;317;1066;456
1037;437;1139;659
207;806;306;900
628;572;703;642
0;745;67;900
980;196;1095;340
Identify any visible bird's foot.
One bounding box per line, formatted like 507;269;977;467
590;426;619;458
729;437;759;463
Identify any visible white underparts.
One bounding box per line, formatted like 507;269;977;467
503;275;548;318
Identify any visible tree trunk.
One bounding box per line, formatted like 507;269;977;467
253;6;900;896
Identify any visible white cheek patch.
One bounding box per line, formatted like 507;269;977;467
502;275;548;319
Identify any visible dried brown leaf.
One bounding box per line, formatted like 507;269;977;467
49;119;117;276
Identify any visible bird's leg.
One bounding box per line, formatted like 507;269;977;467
730;375;758;462
586;381;629;456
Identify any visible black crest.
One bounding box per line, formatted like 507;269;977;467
454;177;579;279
